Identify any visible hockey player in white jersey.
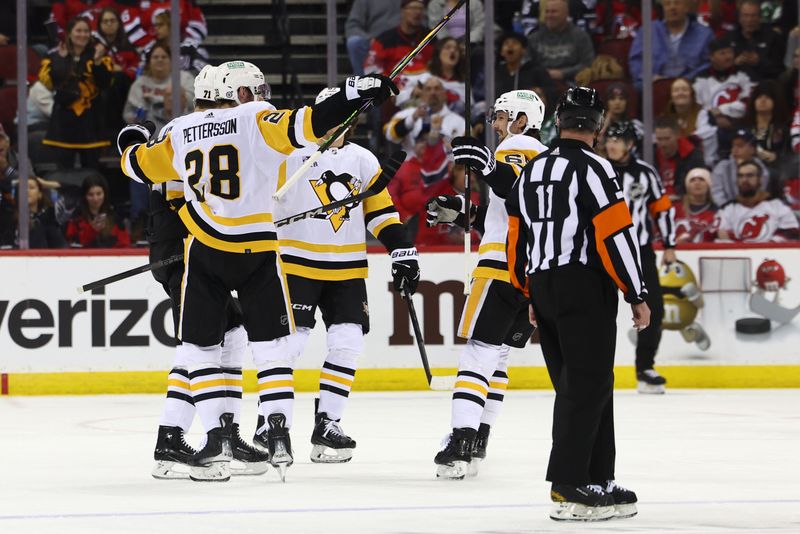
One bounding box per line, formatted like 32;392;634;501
255;89;417;464
426;90;547;479
118;66;398;482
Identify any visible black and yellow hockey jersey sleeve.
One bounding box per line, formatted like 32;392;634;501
121;134;179;185
255;106;321;156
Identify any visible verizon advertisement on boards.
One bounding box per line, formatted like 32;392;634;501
1;248;799;374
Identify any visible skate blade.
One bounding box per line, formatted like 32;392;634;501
435;461;467;480
613;503;638;519
230;459;270;476
151;460;190;480
310;444;353;464
466;457;481;477
637;382;665;395
549;502;616;522
189;461;231;482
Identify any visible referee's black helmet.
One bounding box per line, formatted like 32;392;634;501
606;120;637;143
555;86;605;132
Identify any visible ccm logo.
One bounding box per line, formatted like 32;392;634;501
292;304;313;311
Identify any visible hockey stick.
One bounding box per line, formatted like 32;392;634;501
275;150;405;228
77;253;183;294
403;289;457;391
272;0;467;201
463;0;472;295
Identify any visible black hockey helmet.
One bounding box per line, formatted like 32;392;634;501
606;120;637;144
555;86;605;133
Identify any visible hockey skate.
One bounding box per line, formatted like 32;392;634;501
230;423;270;476
265;413;293;482
605;480;638;519
467;423;491;477
152;425;196;480
310;412;356;463
549;483;616;522
637;368;667;394
189;413;234;482
434;427;476;480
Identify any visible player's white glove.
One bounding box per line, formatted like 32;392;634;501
391;247;420;294
451;136;496;176
681;282;704;307
426;195;476;229
116;121;155;155
343;74;398;106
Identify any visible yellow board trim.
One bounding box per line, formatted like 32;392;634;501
280;239;367;254
4;366;800;395
199;203;274;226
320;372;354;387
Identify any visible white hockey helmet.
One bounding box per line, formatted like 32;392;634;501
193;65;219;101
215;60;271;104
492;90;545;134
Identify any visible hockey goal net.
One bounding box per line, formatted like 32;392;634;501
699;257;752;292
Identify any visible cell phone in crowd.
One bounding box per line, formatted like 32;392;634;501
44;20;60;47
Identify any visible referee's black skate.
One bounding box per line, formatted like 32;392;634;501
467;423;491;477
549;483;616;522
152;425;196;480
605;480;638;519
637;368;667;394
189;413;234;482
434;427;476;480
310;412;356;463
230;423;270;476
265;413;293;482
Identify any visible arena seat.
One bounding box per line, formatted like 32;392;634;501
597;38;633;77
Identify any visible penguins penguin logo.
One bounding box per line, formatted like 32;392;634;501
309;170;362;232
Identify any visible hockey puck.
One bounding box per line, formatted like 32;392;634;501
735;317;771;334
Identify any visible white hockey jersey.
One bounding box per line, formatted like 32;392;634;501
383;106;465;153
475;134;547;282
692;70;753;119
275;142;402;281
715;197;799;242
121;101;319;253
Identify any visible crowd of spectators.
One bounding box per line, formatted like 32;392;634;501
0;0;798;249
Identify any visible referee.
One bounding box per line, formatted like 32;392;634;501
506;87;650;522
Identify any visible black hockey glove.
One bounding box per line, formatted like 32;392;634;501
451;136;495;176
426;195;476;229
391;247;420;295
116;121;156;155
343;74;399;107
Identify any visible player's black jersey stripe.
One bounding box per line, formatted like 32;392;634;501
281;254;369;271
129;145;155;186
457;370;490;386
322;361;357;376
257;367;293;379
186;202;277;243
286;109;302;149
364;205;398;225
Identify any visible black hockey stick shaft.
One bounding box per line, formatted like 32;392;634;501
78;253;183;293
404;289;433;385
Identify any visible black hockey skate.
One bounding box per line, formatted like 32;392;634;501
310;412;356;464
434;427;476;480
265;413;293;482
230;423;270;476
637;368;667;394
605;480;638;519
549;483;616;522
467;423;491;477
152;425;196;480
189;413;234;482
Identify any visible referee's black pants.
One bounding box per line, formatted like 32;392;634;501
529;264;619;485
635;244;664;372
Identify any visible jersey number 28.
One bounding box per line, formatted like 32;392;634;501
185;145;241;201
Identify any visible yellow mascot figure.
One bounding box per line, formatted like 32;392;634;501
659;261;711;350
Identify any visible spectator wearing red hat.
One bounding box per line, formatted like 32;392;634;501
674;167;718;243
711;129;769;206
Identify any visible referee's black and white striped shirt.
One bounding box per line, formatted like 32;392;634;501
506;138;647;304
613;158;677;249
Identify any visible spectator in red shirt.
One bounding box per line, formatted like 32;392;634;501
94;7;140;80
653;116;706;201
389;137;430;225
364;0;433;84
65;174;130;248
674;167;718;243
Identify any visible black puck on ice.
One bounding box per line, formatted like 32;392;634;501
735;317;771;334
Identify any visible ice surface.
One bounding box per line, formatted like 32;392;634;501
1;389;799;533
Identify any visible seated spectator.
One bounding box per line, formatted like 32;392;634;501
12;178;67;249
396;37;467;113
780;44;799;117
138;0;208;47
662;77;718;166
711;129;769;206
345;0;400;75
415;163;480;246
495;32;553;102
384;76;465;154
723;0;785;81
693;38;753;147
364;0;432;84
654;116;706;201
694;0;737;37
65;174;130;248
152;11;209;75
786;26;800;71
742;81;790;182
27;82;54;132
527;0;594;84
597;82;643;157
715;160;799;242
629;0;713;87
674;167;718;243
427;0;485;43
39;16;113;170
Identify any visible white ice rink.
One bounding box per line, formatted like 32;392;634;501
1;389;799;533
